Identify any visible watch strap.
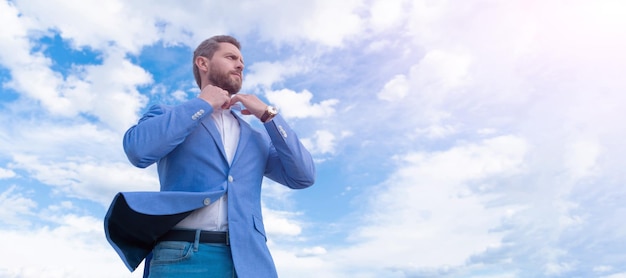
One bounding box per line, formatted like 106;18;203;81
261;106;278;122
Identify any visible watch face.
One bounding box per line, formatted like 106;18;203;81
269;106;278;114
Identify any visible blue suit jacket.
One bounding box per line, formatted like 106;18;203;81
104;98;315;277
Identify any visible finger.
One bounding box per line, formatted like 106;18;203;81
230;94;243;102
228;96;240;106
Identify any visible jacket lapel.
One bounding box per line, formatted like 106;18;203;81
200;115;228;163
232;112;250;166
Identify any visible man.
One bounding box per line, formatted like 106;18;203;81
104;35;316;277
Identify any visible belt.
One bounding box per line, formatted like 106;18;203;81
157;230;229;245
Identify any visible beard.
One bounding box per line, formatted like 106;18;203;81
208;64;242;95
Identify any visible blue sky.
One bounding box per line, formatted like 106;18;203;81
1;0;626;277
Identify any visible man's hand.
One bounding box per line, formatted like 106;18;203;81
229;94;268;120
199;84;232;110
199;86;269;121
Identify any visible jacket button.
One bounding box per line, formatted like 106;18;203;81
228;175;234;182
278;125;287;138
203;198;211;206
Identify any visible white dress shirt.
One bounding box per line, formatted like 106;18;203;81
174;107;240;231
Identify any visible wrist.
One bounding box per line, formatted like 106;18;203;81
260;106;278;123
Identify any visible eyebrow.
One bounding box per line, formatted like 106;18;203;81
224;52;244;65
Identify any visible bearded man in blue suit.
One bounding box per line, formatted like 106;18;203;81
104;35;316;277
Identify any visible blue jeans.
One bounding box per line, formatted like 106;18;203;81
148;230;237;278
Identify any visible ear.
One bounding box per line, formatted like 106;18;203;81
195;56;209;72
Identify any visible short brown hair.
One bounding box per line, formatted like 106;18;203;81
192;35;241;88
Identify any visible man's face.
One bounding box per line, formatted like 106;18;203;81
206;42;244;95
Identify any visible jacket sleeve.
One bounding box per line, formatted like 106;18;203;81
123;98;214;168
263;115;316;189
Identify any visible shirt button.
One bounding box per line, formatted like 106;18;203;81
203;198;211;206
228;175;234;182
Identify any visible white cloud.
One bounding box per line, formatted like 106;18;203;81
272;248;339;278
0;110;158;206
413;124;457;139
544;261;576;276
243;59;311;90
564;139;602;181
0;167;16;179
0;1;38;66
0;185;37;227
171;89;188;102
11;154;158;206
0;11;72;117
264;208;303;237
260;181;307;238
368;0;407;31
301;130;337;155
603;273;626;278
369;48;476;135
266;89;339;119
295;0;364;46
261;180;295;205
0;1;151;132
1;119;119;158
410;49;472;99
72;50;152;131
339;136;527;270
377;74;408;101
594;265;614;273
230;0;364;47
0;213;142;278
296;246;327;257
14;0;160;53
11;0;368;54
